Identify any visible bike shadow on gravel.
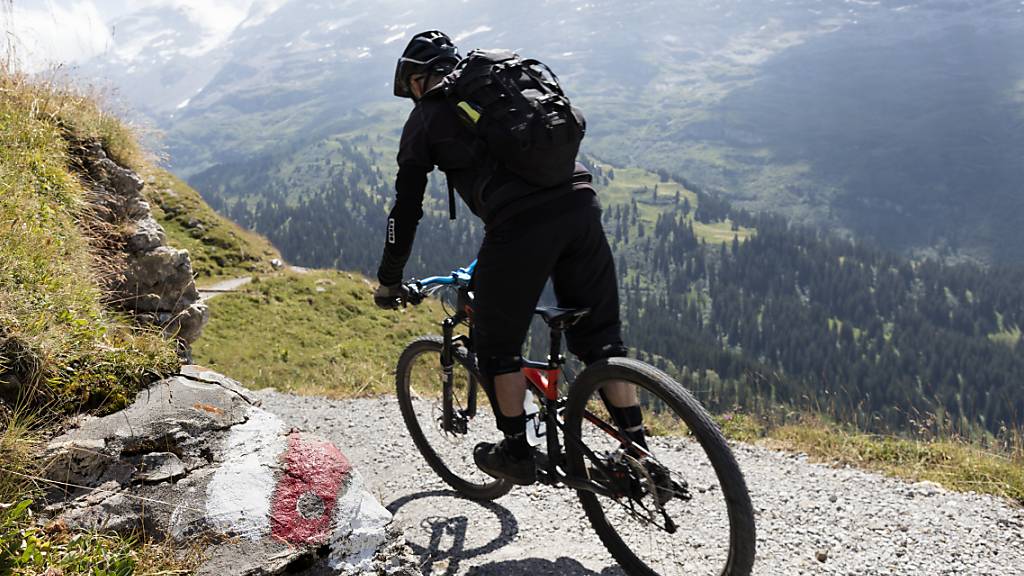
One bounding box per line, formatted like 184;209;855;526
387;490;624;576
387;489;515;576
465;558;624;575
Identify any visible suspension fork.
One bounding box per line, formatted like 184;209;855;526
441;317;457;431
440;312;470;431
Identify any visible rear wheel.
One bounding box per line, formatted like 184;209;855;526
396;336;512;500
564;358;756;576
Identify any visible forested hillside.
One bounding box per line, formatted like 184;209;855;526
67;0;1024;265
190;137;1024;439
620;208;1024;435
190;131;482;278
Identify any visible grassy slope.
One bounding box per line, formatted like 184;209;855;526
0;69;195;573
192;269;443;397
717;413;1024;505
589;158;755;244
143;167;280;281
0;71;178;413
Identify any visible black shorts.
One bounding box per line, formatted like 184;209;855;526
471;192;628;376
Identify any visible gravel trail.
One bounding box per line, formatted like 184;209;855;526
256;391;1024;576
198;276;253;300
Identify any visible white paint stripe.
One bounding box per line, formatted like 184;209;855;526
205;407;286;540
327;471;392;571
177;379;220;391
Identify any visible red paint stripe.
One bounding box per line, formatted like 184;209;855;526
271;433;352;544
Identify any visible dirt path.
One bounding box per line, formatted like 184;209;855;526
255;391;1024;576
197;276;253;300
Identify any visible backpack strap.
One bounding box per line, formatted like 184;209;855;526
447;176;457;220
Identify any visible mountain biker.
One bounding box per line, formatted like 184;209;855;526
374;30;648;486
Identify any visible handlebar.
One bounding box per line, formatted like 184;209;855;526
401;282;426;306
399;260;476;307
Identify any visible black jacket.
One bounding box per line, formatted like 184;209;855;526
376;89;595;286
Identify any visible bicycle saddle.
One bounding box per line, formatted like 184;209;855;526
534;306;591;330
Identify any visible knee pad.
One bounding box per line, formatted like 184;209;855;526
477;354;524;377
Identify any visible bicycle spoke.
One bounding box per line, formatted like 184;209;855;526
396;337;510;500
564;360;753;576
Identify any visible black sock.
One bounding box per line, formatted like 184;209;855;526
620;405;649;450
606;403;648;450
495;412;531;459
503;432;531;459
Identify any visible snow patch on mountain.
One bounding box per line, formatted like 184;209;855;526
455;25;493;42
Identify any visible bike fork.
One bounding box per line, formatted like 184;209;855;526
441;317;456;431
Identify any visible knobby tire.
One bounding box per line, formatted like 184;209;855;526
564;357;756;576
396;335;513;501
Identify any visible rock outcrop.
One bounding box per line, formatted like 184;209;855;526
43;367;416;575
74;140;208;348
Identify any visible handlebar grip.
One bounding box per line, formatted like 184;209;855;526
402;282;425;306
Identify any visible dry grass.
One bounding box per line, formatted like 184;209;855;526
767;418;1024;505
0;60;146;168
0;61;178;412
715;411;1024;506
0;59;205;574
0;405;46;507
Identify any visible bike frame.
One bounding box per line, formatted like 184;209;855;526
417;261;645;497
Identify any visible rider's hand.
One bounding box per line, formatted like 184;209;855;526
373;283;404;309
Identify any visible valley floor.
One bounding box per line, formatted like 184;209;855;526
256;391;1024;576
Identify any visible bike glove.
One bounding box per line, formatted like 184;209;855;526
373;283;405;309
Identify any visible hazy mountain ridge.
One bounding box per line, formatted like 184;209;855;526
68;0;1024;264
187;131;1024;438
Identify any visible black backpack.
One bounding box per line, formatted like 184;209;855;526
440;49;585;219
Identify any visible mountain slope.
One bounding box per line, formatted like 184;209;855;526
0;68;178;411
142;167;280;278
71;0;1024;264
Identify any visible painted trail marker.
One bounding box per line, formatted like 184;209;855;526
271;433;353;544
44;372;399;575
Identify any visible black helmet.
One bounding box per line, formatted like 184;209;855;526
394;30;460;99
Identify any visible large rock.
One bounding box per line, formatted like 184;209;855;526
43;368;413;575
76;140;149;224
72;140;208;347
125;216;167;255
120;246;201;313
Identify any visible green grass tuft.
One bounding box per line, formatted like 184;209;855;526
1;498;203;576
1;66;179;411
192;270;443;397
143;168;280;280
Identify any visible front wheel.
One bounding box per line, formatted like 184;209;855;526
564;358;756;576
396;336;512;500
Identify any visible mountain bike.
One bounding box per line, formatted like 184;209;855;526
394;261;756;576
